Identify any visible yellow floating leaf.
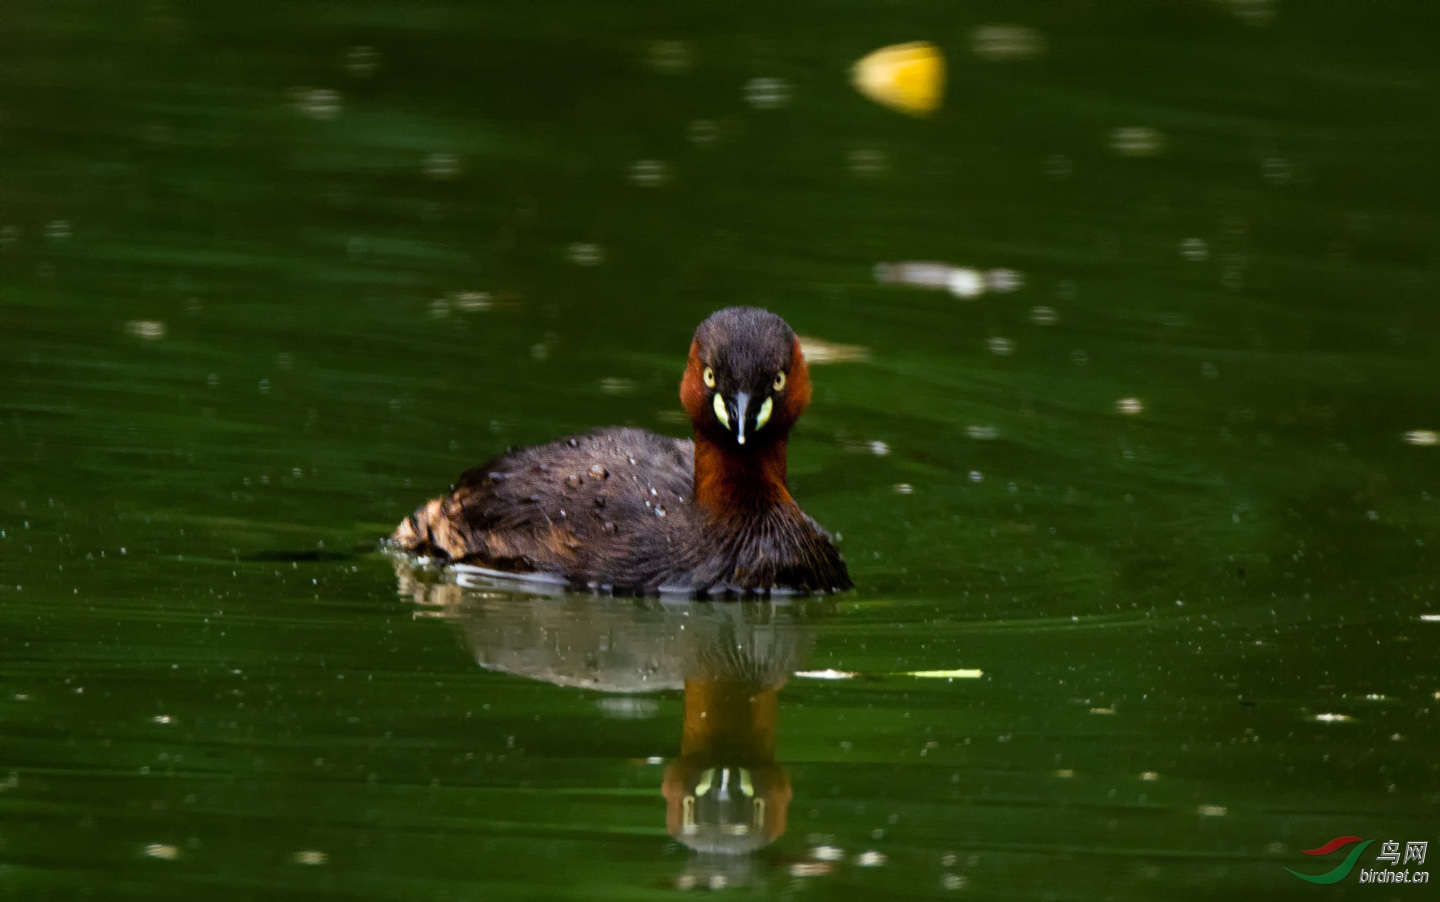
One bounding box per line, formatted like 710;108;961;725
852;42;945;116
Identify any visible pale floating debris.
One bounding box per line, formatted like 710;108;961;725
1180;238;1210;262
852;41;945;116
1053;769;1075;778
143;843;179;860
948;268;984;299
875;261;948;289
12;694;28;701
987;337;1014;356
343;45;379;78
566;242;604;266
798;335;871;364
451;291;491;312
45;220;71;241
941;873;969;890
126;320;167;340
986;268;1023;293
795;669;859;680
744;77;792;110
597;697;658;719
1220;0;1276;26
423;152;460;179
968;470;983;482
429;298;450;318
1088;706;1116;715
855;850;888;867
810;845;846;862
293;87;341;120
1312;713;1352;723
906;669;983;679
1364;693;1386;701
1030;305;1058;326
844;440;890;456
893;483;913;495
688;119;718;146
971;24;1045;61
152;715;172;724
1140;771;1159;781
790;861;834;877
847;147;889;177
645;756;664;765
599;377;636;395
1404;430;1438;446
966;425;999;440
1197;805;1228;817
1418;614;1440;622
646;40;692;74
1115;397;1144;415
875;261;1017;300
1044;154;1073;179
629;159;670;188
292;850;328;866
1109;126;1165;157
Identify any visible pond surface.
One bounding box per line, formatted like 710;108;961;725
2;2;1437;898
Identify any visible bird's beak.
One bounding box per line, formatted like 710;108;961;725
733;392;751;445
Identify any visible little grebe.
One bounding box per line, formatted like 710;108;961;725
390;307;852;596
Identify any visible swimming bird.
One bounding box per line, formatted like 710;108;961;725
390;307;851;596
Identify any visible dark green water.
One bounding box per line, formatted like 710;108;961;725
2;2;1437;898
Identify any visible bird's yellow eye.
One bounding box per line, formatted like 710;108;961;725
703;366;716;389
773;371;786;391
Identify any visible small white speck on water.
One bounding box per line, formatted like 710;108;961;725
629;159;670;187
343;45;380;77
1180;237;1210;261
745;77;791;109
126;320;166;340
1110;126;1164;157
566;243;604;266
292;87;341;119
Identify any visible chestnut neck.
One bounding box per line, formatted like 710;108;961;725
692;431;793;515
679;678;781;762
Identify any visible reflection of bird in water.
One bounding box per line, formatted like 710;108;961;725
397;562;827;877
390;307;850;597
